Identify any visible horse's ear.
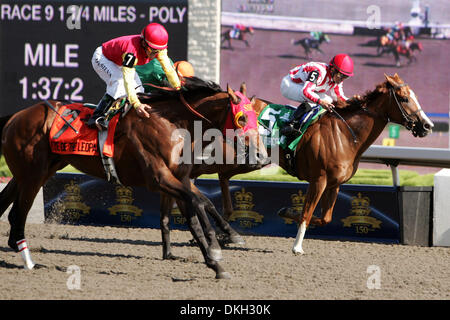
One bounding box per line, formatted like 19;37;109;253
384;74;399;87
227;84;239;104
393;73;402;82
240;82;247;96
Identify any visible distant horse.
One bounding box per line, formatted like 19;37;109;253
391;41;423;66
216;74;434;254
377;35;423;66
0;77;266;279
221;25;254;50
292;32;330;58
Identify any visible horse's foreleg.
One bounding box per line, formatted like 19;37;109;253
311;186;340;226
193;181;245;246
292;178;327;255
156;169;230;279
159;194;178;260
228;39;233;50
187;183;224;261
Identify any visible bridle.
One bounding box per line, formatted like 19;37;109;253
388;83;422;131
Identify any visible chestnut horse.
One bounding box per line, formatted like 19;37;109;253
206;74;434;254
0;77;266;279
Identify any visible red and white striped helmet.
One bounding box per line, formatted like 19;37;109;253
329;53;354;77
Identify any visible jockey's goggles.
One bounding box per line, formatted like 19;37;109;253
143;42;162;55
335;72;349;80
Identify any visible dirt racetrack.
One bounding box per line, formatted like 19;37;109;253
1;221;448;300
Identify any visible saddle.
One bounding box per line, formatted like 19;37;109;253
49;98;131;184
258;104;326;175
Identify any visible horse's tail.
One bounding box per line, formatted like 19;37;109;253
0;114;13;156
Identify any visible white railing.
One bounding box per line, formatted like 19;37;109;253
361;145;450;186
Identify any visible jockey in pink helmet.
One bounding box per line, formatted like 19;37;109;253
88;23;180;130
280;53;358;136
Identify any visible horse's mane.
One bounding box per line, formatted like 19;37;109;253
138;76;223;103
336;80;389;112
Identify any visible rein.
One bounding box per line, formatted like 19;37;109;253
330;108;358;144
143;82;212;124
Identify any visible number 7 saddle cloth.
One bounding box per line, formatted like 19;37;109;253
49;103;120;157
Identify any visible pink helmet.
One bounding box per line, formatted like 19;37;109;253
329;53;354;76
141;23;168;50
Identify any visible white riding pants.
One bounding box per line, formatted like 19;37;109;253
91;46;144;99
280;75;332;104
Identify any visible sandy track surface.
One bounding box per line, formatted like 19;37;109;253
0;222;448;300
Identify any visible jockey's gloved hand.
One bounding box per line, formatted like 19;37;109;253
134;102;151;118
318;99;335;112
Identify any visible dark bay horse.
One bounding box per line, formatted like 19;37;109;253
0;77;266;279
292;32;330;58
159;83;270;259
215;74;434;254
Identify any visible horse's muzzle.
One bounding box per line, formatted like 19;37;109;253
412;120;434;138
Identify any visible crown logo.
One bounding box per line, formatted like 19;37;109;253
64;181;82;202
234;188;254;211
61;180;90;220
115;186;134;205
341;192;381;230
351;192;371;216
108;185;142;221
229;188;263;227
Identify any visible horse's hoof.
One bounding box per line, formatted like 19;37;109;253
208;248;223;262
216;271;232;279
292;248;305;255
229;234;245;245
163;253;181;260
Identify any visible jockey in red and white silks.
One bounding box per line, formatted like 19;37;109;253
280;53;355;111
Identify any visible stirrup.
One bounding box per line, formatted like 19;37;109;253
95;117;108;131
280;123;301;137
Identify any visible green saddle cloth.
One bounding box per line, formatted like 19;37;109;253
258;103;326;152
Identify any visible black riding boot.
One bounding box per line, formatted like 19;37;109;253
87;94;114;130
280;102;312;137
